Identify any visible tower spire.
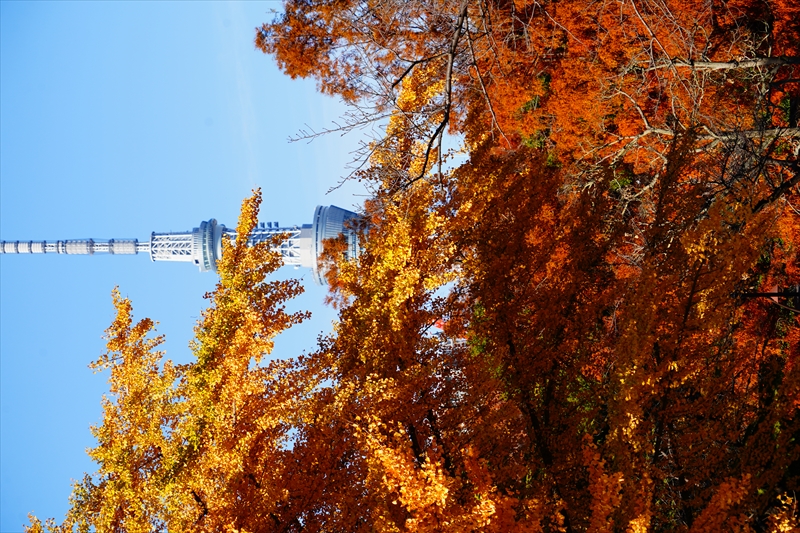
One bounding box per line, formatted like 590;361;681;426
0;205;361;284
0;239;147;255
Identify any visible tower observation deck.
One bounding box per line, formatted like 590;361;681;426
0;205;361;285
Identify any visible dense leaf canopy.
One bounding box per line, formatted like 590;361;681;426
31;0;799;531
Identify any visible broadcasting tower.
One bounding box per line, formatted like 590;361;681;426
0;205;360;285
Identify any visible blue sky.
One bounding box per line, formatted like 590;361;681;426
0;2;368;529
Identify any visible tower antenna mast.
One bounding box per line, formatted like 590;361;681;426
1;206;360;285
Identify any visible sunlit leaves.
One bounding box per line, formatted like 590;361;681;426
26;1;800;531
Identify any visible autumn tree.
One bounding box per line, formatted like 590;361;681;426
258;0;799;200
27;191;312;532
30;155;799;533
26;1;800;531
252;0;800;528
443;136;800;531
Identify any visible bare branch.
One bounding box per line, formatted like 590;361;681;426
466;17;511;148
644;56;800;71
391;53;448;89
629;0;692;96
752;161;800;214
402;0;470;190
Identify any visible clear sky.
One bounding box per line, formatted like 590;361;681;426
0;2;367;530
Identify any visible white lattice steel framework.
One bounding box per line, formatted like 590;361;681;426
0;206;361;285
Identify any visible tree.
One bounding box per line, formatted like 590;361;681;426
27;190;311;533
257;0;800;519
258;0;799;202
27;1;800;530
447;139;800;530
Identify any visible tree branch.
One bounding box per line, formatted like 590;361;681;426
645;56;800;71
402;0;470;190
752;161;800;214
391;53;448;89
466;18;512;148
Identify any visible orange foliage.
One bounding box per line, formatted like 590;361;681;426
27;2;800;532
